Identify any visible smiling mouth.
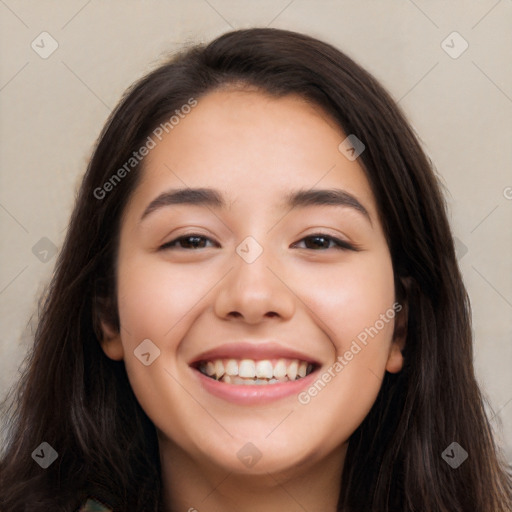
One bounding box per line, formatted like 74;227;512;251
196;358;315;385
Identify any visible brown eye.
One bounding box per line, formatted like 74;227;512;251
293;234;355;251
159;233;356;251
160;235;217;250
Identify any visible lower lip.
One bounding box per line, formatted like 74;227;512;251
193;368;318;405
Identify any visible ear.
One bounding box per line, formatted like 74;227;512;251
385;277;410;374
99;318;124;361
93;293;124;361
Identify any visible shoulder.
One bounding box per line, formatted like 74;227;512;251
78;498;112;512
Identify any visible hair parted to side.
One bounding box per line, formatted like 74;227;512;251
1;27;510;512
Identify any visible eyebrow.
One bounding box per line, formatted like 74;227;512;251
139;187;371;224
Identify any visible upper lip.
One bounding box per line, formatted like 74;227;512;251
189;341;319;366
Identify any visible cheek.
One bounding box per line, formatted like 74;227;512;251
114;253;231;399
298;250;396;351
114;255;195;393
113;255;204;437
295;251;397;430
116;255;207;341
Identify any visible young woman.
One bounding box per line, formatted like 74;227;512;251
1;27;510;512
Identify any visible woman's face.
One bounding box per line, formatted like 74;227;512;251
100;88;404;476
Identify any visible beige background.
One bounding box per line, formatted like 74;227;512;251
1;1;511;462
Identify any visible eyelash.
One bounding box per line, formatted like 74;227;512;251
159;233;356;252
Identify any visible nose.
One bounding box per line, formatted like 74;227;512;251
214;244;296;325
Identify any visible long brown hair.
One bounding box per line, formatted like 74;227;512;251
1;28;510;512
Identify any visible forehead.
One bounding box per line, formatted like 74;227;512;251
124;89;378;223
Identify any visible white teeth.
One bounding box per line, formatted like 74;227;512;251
234;376;290;385
256;360;273;379
205;361;215;376
225;359;239;376
273;359;287;379
214;360;225;378
287;360;298;380
239;359;256;378
233;376;256;385
199;357;315;384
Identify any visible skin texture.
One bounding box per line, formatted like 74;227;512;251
100;89;406;512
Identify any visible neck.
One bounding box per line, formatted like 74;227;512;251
158;436;347;512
